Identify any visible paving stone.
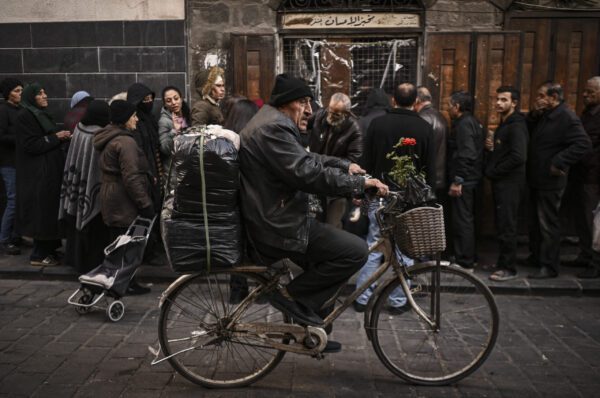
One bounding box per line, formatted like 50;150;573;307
31;384;77;398
0;372;48;396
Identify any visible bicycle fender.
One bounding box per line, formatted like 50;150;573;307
159;274;196;308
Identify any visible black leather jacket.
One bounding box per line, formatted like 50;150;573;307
239;105;365;253
308;107;363;163
419;104;448;190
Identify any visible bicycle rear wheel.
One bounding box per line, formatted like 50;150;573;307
158;271;289;388
369;264;499;385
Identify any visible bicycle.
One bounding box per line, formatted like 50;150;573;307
153;192;499;388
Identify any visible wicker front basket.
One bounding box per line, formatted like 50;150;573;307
394;205;446;258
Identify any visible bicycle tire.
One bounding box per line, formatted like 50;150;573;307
158;270;290;388
369;264;499;385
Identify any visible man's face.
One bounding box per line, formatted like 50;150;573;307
495;92;516;115
448;100;459;119
326;100;348;126
210;79;225;101
281;97;313;131
35;89;48;108
582;80;600;107
535;86;554;110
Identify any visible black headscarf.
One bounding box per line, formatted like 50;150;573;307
21;83;57;133
80;100;110;128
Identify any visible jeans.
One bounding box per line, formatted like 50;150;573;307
0;167;17;244
355;199;413;307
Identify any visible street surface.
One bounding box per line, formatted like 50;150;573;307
0;279;599;397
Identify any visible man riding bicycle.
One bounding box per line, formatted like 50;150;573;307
239;74;388;342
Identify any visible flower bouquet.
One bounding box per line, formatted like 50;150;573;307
385;137;435;211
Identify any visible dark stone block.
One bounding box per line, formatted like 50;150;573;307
31;21;123;47
167;47;186;72
124;21;166;46
0;50;22;73
67;73;136;99
198;3;230;24
0;24;32;48
46;99;71;125
23;48;98;73
0;74;68;98
101;47;172;73
165;20;185;46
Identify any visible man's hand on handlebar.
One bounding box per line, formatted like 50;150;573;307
364;178;389;197
348;163;365;175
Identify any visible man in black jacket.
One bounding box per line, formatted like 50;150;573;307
353;82;436;313
447;91;484;271
485;86;528;281
569;76;600;278
239;74;387;335
309;92;363;228
526;82;592;279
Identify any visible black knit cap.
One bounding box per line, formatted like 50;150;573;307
81;100;110;127
0;78;23;100
110;100;136;125
268;74;313;107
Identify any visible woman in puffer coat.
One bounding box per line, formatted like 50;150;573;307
157;85;191;171
93;100;155;295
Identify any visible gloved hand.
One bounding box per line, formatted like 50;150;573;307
139;206;155;220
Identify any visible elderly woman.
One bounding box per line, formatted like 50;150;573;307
16;83;71;266
158;85;191;169
93;100;155;295
59;100;112;274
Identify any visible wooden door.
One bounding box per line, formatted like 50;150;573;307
231;34;276;102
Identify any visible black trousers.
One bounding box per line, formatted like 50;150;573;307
254;218;368;311
450;184;477;267
492;181;524;272
570;181;600;264
31;239;61;261
529;188;565;273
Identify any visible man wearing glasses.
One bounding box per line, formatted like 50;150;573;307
239;74;387;351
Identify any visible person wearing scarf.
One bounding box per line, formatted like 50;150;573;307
59;100;112;273
15;83;71;266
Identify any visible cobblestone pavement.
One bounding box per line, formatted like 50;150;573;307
0;279;599;398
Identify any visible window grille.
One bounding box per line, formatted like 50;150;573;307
283;37;418;115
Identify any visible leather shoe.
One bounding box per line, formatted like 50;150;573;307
527;267;558;279
322;340;342;353
267;290;324;327
352;301;366;313
126;280;151;295
577;267;600;279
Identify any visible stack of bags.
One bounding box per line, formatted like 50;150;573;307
161;126;243;273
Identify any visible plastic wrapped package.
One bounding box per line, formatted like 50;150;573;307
161;127;243;273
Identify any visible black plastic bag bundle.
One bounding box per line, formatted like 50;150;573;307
161;132;243;273
387;174;437;212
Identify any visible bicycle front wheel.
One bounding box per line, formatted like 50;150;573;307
369;264;499;385
158;271;289;388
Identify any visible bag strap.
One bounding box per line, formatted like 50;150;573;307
198;134;211;273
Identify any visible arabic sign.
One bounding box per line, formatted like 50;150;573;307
282;13;421;30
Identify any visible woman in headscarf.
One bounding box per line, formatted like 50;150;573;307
59;100;112;274
16;83;71;266
64;90;93;133
157;85;191;170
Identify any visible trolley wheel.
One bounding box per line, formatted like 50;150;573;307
107;300;125;322
75;294;93;315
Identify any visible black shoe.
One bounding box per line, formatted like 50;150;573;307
267;290;324;327
1;243;21;255
527;267;558;279
352;301;366;313
322;340;342;353
564;256;591;268
387;304;409;315
577;267;600;279
229;289;249;305
126;280;151;295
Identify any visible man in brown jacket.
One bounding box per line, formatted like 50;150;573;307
191;66;225;126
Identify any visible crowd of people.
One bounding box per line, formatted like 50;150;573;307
0;69;598;308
